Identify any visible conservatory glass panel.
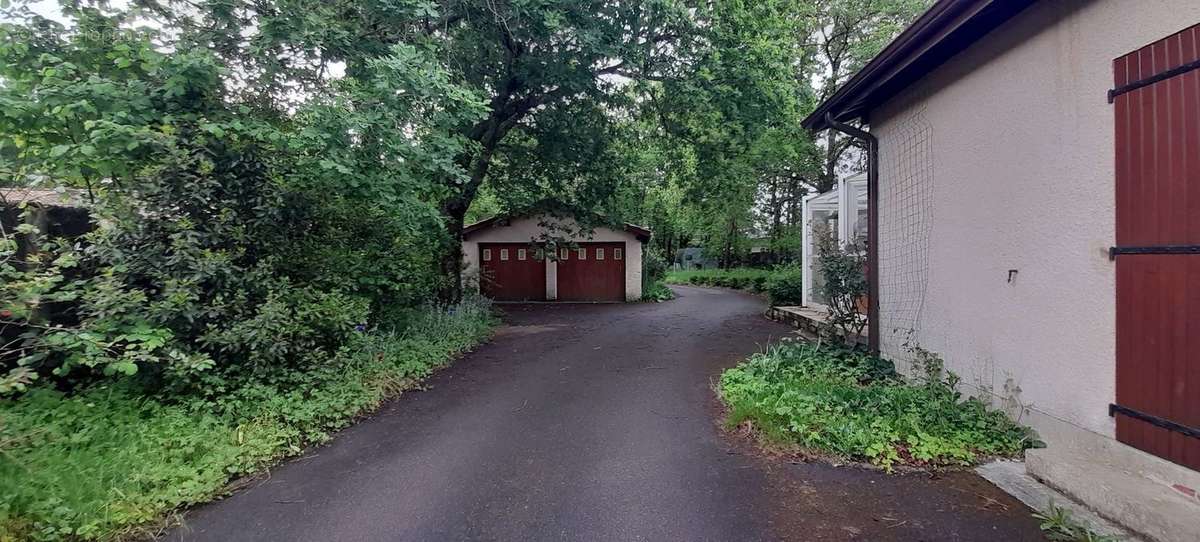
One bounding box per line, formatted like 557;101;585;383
846;176;869;245
808;209;838;306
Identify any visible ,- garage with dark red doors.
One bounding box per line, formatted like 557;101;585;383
555;243;626;302
463;214;650;302
477;243;547;302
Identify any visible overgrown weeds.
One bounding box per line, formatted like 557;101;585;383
0;297;496;541
719;341;1032;471
640;250;674;302
1034;502;1122;542
641;282;675;302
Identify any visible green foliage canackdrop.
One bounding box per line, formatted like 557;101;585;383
0;7;494;537
0;7;485;390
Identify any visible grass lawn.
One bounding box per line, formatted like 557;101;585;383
0;299;496;541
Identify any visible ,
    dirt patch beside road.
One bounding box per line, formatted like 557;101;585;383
167;285;1044;541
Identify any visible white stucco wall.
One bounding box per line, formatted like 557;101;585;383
869;0;1200;443
461;215;644;302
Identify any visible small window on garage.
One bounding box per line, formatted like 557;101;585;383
535;249;544;260
518;248;527;260
614;248;623;260
483;248;492;261
500;249;509;261
578;248;587;260
560;248;569;260
596;248;605;260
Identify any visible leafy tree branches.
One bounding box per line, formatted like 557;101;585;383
0;5;483;389
132;0;702;297
619;0;822;265
807;0;930;189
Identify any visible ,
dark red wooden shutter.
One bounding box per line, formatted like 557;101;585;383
556;242;626;302
1112;23;1200;471
480;243;546;301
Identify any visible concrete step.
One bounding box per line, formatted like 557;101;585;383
765;305;867;346
1023;438;1200;542
977;459;1137;540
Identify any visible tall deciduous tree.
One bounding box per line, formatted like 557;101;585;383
626;0;822;265
806;0;930;191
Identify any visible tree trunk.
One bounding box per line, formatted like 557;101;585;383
822;128;840;193
722;216;736;269
432;76;555;301
438;202;468;303
769;177;782;264
438;143;496;303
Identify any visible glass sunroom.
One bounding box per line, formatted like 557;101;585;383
801;172;868;309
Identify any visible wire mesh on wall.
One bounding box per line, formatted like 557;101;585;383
877;107;933;350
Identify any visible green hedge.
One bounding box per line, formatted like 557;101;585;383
764;265;803;305
666;267;803;306
0;298;496;541
666;268;774;292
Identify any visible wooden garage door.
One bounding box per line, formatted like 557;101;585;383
1111;24;1200;471
480;243;546;302
556;242;626;302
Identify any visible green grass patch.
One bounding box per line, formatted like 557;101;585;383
0;297;496;541
719;341;1033;471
